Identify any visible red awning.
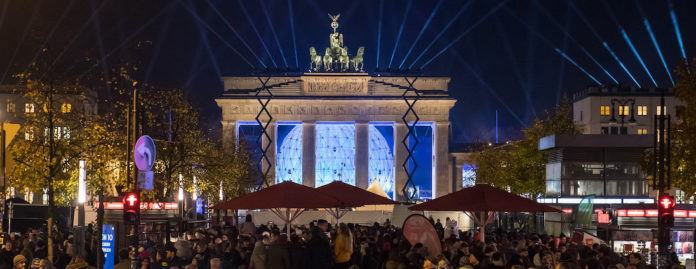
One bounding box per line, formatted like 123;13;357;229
316;181;398;208
211;181;340;210
409;184;561;213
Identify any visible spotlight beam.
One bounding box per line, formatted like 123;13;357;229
507;8;603;87
398;0;443;69
288;0;298;68
0;3;42;84
421;0;509;69
259;0;288;68
181;2;253;68
555;49;601;86
87;0;111;91
569;1;639;87
601;0;657;87
184;44;204;89
462;62;525;127
494;17;537;118
145;5;176;82
19;0;78;76
621;29;657;87
191;3;223;81
40;0;110;79
603;42;641;88
238;0;277;68
75;1;181;80
205;0;267;68
668;2;687;62
643;18;674;85
534;1;618;84
409;0;474;69
376;0;384;68
388;0;413;68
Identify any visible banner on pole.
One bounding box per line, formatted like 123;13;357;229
402;214;442;257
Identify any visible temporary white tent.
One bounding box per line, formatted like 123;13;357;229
355;179;395;211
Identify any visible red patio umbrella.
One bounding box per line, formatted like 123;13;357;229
316;181;398;223
409;184;561;242
211;181;341;237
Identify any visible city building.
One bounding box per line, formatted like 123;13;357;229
539;86;693;260
0;84;98;204
572;86;681;135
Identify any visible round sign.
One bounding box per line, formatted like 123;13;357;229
134;135;156;171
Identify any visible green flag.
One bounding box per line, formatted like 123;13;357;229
575;195;595;228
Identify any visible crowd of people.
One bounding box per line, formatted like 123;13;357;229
0;215;685;269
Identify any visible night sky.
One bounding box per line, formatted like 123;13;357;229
0;0;694;143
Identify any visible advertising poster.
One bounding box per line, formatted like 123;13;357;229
102;225;115;269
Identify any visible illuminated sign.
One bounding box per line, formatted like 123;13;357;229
94;202;178;210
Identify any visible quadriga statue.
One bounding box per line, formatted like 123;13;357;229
351;47;365;72
309;47;322;72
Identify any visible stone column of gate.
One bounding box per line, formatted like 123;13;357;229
302;120;316;187
221;120;236;151
394;122;409;202
455;163;464;191
263;121;277;185
434;121;452;198
355;121;369;189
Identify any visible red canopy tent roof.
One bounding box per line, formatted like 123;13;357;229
408;184;560;242
316;181;398;208
409;184;561;212
210;181;342;238
211;181;340;210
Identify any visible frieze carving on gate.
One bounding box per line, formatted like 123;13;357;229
226;103;448;116
301;75;370;95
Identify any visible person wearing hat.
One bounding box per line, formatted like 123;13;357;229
13;254;27;269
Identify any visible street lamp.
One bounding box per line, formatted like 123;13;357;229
609;98;636;134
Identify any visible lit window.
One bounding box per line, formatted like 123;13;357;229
638;129;647;135
637;106;647;116
656;106;667;115
6;100;15;113
61;103;71;113
600;106;610;116
24;128;34;141
619;106;630;116
25;103;34;113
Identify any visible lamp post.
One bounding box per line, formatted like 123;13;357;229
77;160;86;226
609;98;636;134
178;173;184;219
0;123;5;234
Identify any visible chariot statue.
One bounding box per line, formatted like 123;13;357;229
309;47;322;72
307;13;365;73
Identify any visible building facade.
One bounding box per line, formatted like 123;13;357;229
572;86;680;135
216;74;456;201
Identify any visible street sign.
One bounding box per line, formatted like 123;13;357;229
134;135;156;171
102;225;115;269
137;170;154;191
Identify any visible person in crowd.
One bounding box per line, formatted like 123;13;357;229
308;220;331;269
240;215;257;236
265;230;290;269
12;255;27;269
113;249;131;269
333;223;353;269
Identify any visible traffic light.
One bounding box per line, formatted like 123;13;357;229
123;192;140;224
658;194;675;228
